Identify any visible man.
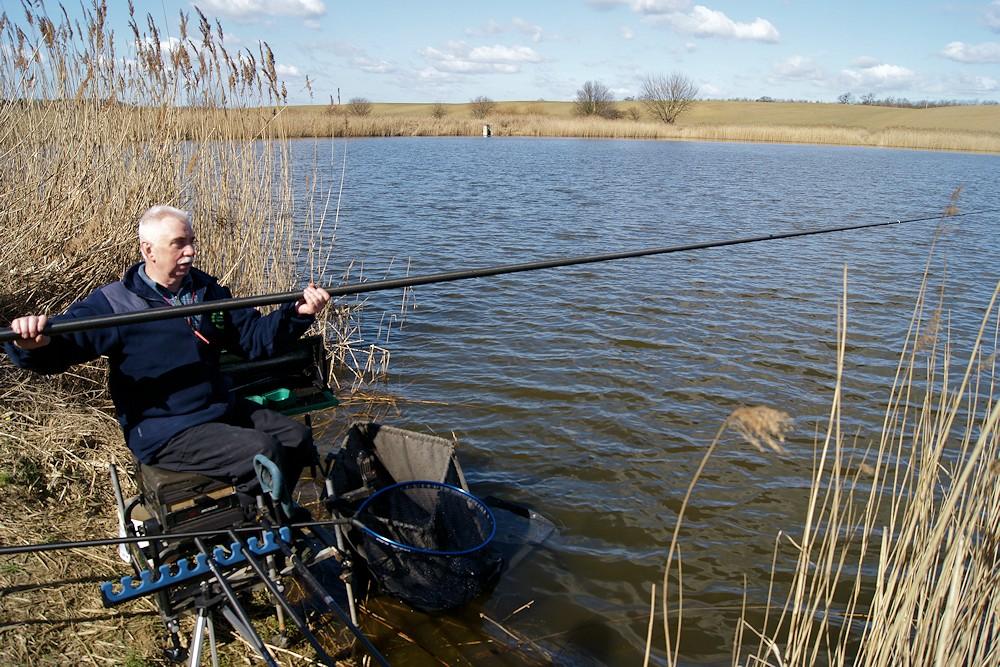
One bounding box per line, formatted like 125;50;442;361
5;204;330;486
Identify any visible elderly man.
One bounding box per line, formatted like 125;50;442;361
4;204;330;485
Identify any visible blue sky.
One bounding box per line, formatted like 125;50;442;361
22;1;1000;104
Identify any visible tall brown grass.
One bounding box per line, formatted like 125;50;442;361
12;99;996;153
0;3;359;664
649;260;1000;666
267;103;1000;153
738;274;1000;666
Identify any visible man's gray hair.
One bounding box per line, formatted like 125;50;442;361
138;205;193;243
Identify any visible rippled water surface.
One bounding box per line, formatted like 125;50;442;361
291;137;999;665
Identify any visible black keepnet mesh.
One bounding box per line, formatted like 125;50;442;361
355;482;503;612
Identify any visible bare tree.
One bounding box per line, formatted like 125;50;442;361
639;73;698;124
574;80;619;118
470;96;496;119
431;102;448;119
837;92;853;104
347;97;373;117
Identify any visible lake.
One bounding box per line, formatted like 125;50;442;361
289;137;999;665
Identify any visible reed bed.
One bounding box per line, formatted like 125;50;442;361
12;102;996;153
0;3;361;664
650;259;1000;666
737;272;1000;667
264;105;1000;153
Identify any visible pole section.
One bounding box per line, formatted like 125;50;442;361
1;209;994;344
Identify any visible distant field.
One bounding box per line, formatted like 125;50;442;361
278;100;1000;153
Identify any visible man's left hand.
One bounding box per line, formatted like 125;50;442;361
295;283;331;316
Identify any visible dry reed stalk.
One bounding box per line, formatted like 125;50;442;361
652;401;797;667
650;207;998;666
0;3;366;664
731;261;1000;665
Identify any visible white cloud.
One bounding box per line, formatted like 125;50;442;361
667;6;779;42
629;0;691;13
465;19;504;37
986;1;1000;32
420;41;542;75
588;0;777;42
621;26;635;39
699;82;722;97
954;73;999;92
197;0;325;19
586;0;689;13
469;45;542;63
513;18;545;43
839;60;916;91
275;64;301;77
416;67;453;82
772;55;824;81
158;36;182;53
922;71;1000;96
940;41;1000;63
355;57;395;74
587;0;630;10
332;42;396;74
852;55;880;68
467;18;545;43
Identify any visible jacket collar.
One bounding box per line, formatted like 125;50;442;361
122;262;215;303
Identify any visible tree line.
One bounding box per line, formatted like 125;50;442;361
836;92;997;108
573;74;698;123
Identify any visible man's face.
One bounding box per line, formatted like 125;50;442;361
143;216;196;288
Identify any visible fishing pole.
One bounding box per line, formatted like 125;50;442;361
0;208;995;344
0;518;353;556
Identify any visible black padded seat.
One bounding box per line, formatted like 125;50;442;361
136;461;251;533
138;464;235;504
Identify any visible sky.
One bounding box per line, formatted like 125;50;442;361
14;1;1000;104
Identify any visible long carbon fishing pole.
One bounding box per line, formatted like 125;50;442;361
0;518;353;556
0;208;995;344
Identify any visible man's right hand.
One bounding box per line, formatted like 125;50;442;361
10;315;51;349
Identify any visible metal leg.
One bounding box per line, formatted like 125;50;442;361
195;538;280;667
163;617;188;663
206;611;219;667
227;530;338;666
324;476;358;625
256;495;287;635
267;553;286;633
334;523;360;627
188;608;206;667
324;478;360;627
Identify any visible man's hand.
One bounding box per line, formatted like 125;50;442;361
10;315;51;349
295;283;331;316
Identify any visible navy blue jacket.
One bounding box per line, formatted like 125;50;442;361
4;263;315;463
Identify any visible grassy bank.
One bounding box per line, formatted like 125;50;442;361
273;100;1000;153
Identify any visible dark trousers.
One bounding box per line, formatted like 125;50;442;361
151;402;316;489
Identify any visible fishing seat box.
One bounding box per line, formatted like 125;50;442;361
134;335;337;533
136;465;246;533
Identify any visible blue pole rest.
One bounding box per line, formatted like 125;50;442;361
99;526;291;606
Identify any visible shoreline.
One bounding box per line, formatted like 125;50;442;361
271;100;1000;155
